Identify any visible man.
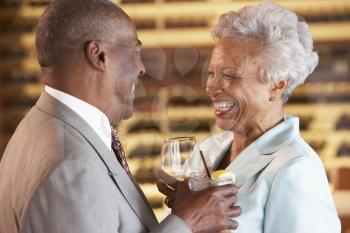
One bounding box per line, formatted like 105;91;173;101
0;0;241;232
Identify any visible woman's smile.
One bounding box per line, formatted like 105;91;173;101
212;100;236;116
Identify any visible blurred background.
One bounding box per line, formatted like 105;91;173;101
0;0;350;231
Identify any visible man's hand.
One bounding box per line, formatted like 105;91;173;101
157;170;241;233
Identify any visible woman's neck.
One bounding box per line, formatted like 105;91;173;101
231;112;285;159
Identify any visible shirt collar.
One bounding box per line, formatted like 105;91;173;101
45;85;112;150
254;115;299;155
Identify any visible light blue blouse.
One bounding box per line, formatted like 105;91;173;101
185;116;341;233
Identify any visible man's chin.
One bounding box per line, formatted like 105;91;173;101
121;112;133;120
121;106;134;121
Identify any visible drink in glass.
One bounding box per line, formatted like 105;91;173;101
160;136;196;181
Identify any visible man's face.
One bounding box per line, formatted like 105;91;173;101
103;24;145;123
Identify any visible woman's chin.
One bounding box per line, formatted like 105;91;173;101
216;118;235;131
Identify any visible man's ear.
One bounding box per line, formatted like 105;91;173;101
84;41;106;71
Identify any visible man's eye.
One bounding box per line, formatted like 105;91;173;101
208;71;214;77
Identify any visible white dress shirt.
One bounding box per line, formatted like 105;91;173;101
45;85;112;150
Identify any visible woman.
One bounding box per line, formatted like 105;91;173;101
163;2;341;233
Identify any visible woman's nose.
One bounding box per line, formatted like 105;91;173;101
206;77;222;97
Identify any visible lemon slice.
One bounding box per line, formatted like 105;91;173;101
212;169;236;183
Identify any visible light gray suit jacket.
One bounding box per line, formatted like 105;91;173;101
0;92;191;233
185;116;341;233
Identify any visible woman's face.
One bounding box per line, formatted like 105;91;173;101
206;37;272;133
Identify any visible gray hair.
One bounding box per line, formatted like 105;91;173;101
36;0;129;67
212;2;319;102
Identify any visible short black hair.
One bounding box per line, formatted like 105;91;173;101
35;0;130;67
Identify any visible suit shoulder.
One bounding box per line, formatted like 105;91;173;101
262;136;327;186
271;136;321;168
3;106;67;164
270;137;328;186
21;105;97;160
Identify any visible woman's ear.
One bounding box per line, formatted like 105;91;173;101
271;79;289;91
84;41;107;71
269;79;290;102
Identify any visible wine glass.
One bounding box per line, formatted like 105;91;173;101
160;136;196;181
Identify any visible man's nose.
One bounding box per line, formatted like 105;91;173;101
138;63;146;77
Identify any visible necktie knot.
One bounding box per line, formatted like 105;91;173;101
110;126;132;177
111;127;120;141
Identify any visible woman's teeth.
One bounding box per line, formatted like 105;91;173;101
213;102;235;112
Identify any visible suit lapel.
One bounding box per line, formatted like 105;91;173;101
212;116;299;188
35;92;158;230
226;146;276;188
211;137;276;188
108;159;158;230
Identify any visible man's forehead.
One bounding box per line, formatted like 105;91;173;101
116;37;142;49
113;16;140;47
122;36;141;45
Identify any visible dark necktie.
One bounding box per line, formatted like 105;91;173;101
111;126;132;177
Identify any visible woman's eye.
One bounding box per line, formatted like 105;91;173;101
222;74;235;80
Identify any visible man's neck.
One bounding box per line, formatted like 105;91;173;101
42;69;94;108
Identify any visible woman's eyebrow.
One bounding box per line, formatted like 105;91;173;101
221;67;239;75
221;67;248;79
